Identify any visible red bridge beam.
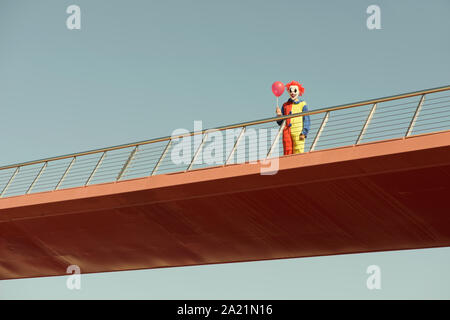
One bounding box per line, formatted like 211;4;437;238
1;130;449;280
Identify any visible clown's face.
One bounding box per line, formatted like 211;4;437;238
288;85;300;101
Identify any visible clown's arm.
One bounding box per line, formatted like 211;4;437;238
302;104;311;137
276;105;284;126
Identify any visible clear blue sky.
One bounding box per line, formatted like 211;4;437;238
0;0;449;299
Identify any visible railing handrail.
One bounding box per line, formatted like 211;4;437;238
1;84;449;171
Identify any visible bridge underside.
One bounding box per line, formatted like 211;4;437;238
1;131;449;280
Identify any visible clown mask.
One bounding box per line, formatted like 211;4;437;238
288;85;300;101
285;81;305;101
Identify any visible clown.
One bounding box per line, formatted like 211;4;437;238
276;81;311;155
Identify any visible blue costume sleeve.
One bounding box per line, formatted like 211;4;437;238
276;105;284;126
302;104;311;137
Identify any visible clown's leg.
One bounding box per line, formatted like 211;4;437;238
282;128;293;155
292;132;305;154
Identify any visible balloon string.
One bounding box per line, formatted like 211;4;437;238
276;96;279;108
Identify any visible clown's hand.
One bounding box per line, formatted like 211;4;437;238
276;107;282;116
299;134;305;141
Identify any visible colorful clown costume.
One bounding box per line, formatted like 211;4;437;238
277;98;311;155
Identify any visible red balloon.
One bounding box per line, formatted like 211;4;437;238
271;81;284;97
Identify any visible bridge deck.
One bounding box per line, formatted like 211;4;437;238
1;130;449;280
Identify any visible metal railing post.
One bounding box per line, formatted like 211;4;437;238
26;162;47;194
151;140;172;176
266;121;285;159
406;94;426;137
55;157;76;190
85;151;107;186
310;111;330;151
117;146;138;181
225;127;246;165
187;133;208;171
356;103;377;144
0;166;20;198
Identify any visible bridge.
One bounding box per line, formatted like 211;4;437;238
1;86;449;280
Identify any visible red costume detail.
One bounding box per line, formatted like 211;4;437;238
282;102;294;155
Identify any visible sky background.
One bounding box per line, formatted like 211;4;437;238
0;0;449;299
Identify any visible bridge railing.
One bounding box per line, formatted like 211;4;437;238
1;85;449;198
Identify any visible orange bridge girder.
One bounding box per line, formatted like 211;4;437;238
0;130;449;280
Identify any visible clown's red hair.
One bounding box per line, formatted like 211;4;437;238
285;81;305;96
